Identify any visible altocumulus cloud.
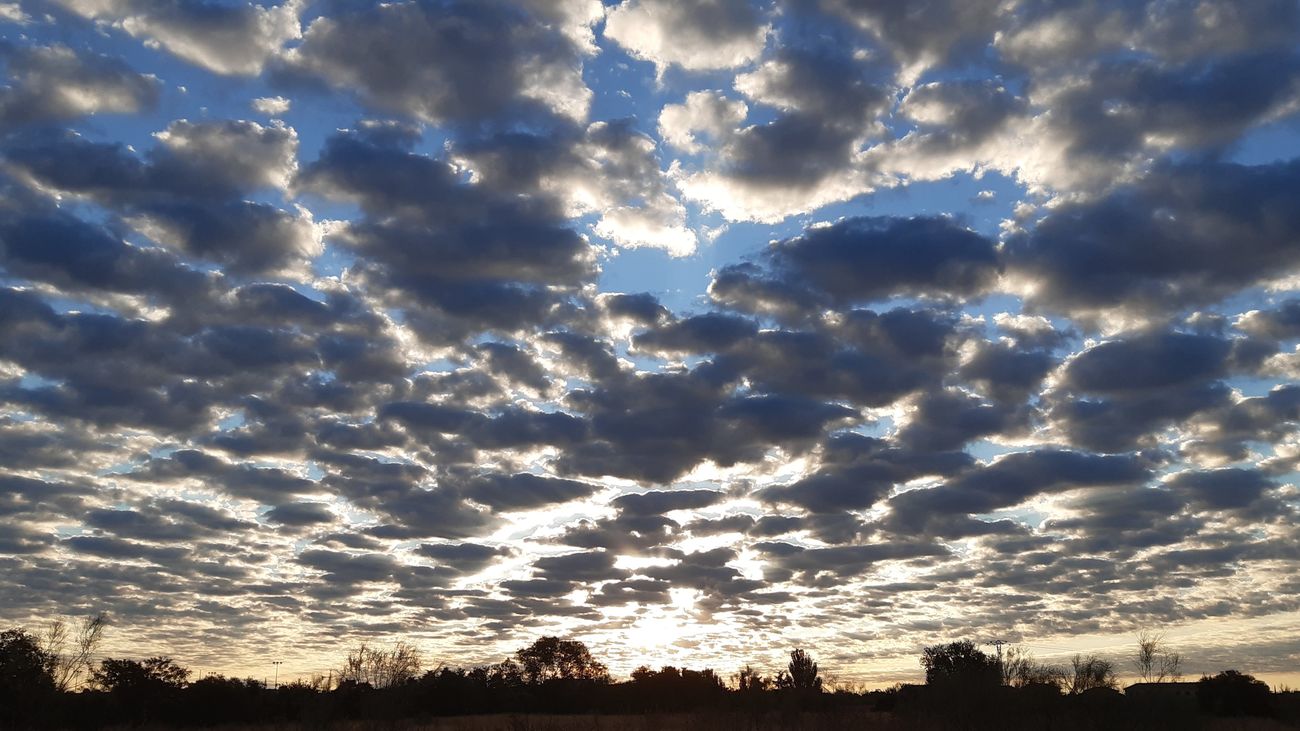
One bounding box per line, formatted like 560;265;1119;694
0;0;1299;685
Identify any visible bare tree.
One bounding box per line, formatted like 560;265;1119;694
337;641;422;688
42;613;107;691
1133;630;1182;683
1068;654;1117;694
1001;645;1067;689
1001;645;1031;686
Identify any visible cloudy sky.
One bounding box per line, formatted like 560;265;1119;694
2;0;1300;687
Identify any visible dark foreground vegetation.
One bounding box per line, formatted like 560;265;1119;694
2;618;1297;729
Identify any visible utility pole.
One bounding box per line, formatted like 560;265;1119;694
987;639;1009;666
272;661;283;690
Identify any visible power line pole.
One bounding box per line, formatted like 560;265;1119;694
272;661;282;690
987;639;1009;666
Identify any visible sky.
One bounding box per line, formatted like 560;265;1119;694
1;0;1300;689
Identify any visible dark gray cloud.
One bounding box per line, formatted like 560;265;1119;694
282;0;589;125
264;502;336;528
958;341;1058;403
894;388;1030;452
1005;160;1300;320
761;433;971;516
1049;331;1237;452
0;41;159;130
416;542;511;574
458;472;599;511
755;540;947;583
532;549;624;583
555;358;861;482
1165;468;1280;514
667;47;893;221
887;450;1154;537
613;489;727;516
599;293;671;325
299;124;596;341
1238;300;1300;340
451;118;694;254
814;0;1006;80
712;216;998;313
632;313;758;355
86;501;253;541
297;548;401;587
1044;52;1300;163
4;124;310;275
1182;386;1300;466
1045;486;1202;555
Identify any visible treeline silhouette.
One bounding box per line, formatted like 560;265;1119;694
2;619;1297;730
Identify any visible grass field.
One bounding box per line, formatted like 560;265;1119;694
96;712;1298;731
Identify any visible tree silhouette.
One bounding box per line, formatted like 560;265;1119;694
514;637;609;684
1067;654;1117;694
735;664;771;692
42;612;107;692
92;656;191;692
1198;670;1273;717
336;641;422;688
0;628;57;726
777;648;822;692
921;641;999;687
1133;630;1182;683
1001;645;1066;689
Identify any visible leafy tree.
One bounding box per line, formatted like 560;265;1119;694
92;656;191;692
1198;670;1273;717
921;640;1000;687
1133;630;1182;683
484;659;524;690
0;628;56;689
1;628;57;724
776;648;822;692
514;636;608;684
735;664;771;692
1067;654;1117;695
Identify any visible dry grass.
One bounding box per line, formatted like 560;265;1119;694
103;711;1298;731
105;712;899;731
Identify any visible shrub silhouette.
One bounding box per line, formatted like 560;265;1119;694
91;656;191;724
921;640;999;687
0;628;57;726
735;663;772;692
1067;654;1117;694
1198;669;1273;717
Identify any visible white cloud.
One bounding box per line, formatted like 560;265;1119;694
54;0;303;75
604;0;768;74
658;91;748;154
251;96;291;116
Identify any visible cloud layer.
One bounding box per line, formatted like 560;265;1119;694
1;0;1298;684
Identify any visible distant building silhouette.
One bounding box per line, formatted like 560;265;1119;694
1125;681;1198;708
